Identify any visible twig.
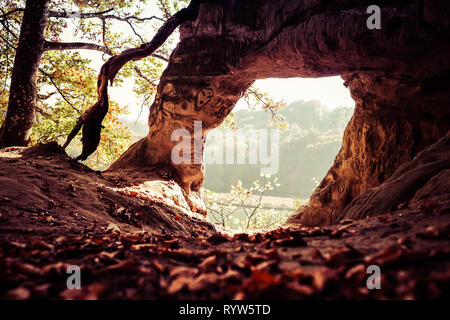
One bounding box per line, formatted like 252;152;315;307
39;69;82;114
0;8;24;20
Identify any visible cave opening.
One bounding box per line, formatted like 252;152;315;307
202;77;355;232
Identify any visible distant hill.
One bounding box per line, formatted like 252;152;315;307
126;120;148;142
203;100;354;198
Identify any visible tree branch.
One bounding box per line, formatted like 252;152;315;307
48;9;164;23
48;8;114;19
0;33;16;50
37;91;57;100
1;19;113;56
2;8;163;24
152;53;169;62
39;69;82;114
133;66;158;86
0;17;19;39
44;41;112;55
63;0;205;160
1;8;167;62
0;8;24;20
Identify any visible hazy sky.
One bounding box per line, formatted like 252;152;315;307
108;75;355;123
238;77;354;110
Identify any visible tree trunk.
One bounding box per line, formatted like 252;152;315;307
0;0;49;148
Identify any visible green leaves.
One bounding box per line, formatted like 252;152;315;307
244;86;288;129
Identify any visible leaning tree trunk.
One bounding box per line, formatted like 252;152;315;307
0;0;49;148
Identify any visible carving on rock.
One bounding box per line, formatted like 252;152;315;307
108;0;450;226
196;88;214;111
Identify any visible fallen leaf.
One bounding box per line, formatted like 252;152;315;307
344;264;365;280
312;267;338;291
8;259;41;276
41;262;70;275
377;215;395;223
167;276;191;295
5;286;31;300
152;260;165;273
274;236;307;247
253;260;277;271
98;251;119;261
287;282;314;296
187;273;220;291
60;283;105;300
208;233;231;244
55;236;68;245
169;266;198;279
250;270;279;290
365;245;405;266
131;243;156;251
416;225;450;240
98;259;138;273
199;255;217;269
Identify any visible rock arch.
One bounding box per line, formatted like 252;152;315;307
109;0;450;226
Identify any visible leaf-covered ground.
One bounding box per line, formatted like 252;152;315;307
0;144;449;299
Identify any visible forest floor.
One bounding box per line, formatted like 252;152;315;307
0;143;449;299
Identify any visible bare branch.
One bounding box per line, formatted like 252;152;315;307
0;34;15;50
0;17;19;39
48;9;164;23
48;8;114;19
126;19;145;43
39;69;82;114
0;8;24;20
152;53;169;62
37;91;57;100
44;41;112;55
133;66;158;86
101;14;165;23
1;17;114;56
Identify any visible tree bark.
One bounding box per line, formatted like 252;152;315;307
0;0;49;148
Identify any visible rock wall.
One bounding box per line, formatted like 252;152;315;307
0;143;216;237
110;0;450;226
288;73;450;226
336;130;450;221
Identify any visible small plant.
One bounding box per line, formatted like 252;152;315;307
204;176;291;231
293;197;307;211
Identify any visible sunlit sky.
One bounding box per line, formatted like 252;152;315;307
247;77;354;109
107;76;355;123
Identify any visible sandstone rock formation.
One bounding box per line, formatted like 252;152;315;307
0;143;215;237
289;73;450;226
108;0;450;226
336;130;450;221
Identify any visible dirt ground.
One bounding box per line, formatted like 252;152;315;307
0;143;449;299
